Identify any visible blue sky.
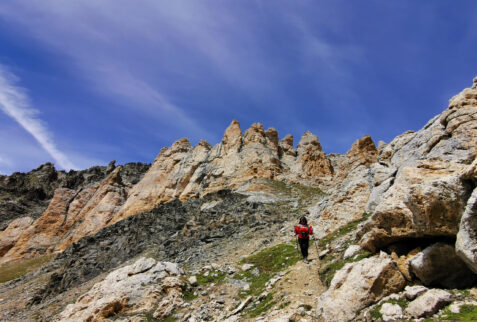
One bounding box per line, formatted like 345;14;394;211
0;1;476;174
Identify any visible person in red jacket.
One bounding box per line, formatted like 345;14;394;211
295;216;313;262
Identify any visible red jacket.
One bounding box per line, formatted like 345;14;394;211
295;224;313;239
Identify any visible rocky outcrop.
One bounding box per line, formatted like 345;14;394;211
316;253;405;321
0;217;33;256
310;136;378;237
115;122;339;221
0;164;149;264
56;257;183;322
359;79;477;252
34;190;289;301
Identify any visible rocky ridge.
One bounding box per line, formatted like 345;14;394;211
0;78;476;321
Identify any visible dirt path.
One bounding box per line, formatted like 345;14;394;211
259;242;326;321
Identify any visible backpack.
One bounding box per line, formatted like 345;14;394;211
299;225;309;238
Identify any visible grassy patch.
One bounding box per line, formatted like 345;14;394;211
440;304;477;321
234;243;301;298
370;298;409;320
240;243;301;272
182;289;197;301
318;213;371;248
0;254;55;283
245;293;276;318
318;250;371;287
195;270;226;286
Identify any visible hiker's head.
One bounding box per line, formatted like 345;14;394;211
299;216;307;225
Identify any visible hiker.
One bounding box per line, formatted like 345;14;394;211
295;215;313;263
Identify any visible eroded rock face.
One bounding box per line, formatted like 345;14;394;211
0;217;33;257
309;136;378;237
456;185;477;273
56;257;183;322
115;123;339;221
316;253;405;321
360;160;470;252
0;167;135;264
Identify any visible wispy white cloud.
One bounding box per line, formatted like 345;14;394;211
0;65;78;170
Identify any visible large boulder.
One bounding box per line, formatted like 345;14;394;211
409;243;477;288
456;184;477;273
316;252;405;321
56;257;183;321
405;289;452;318
360;159;470;252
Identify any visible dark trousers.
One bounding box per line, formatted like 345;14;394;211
298;238;309;259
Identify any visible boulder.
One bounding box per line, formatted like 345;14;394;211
456;187;477;273
409;243;477;288
360;160;470;252
56;257;183;321
316;252;405;321
405;289;452;318
343;245;361;260
404;285;428;300
380;302;403;321
188;276;198;286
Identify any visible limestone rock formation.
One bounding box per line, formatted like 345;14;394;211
316;253;405;321
0;166;138;264
56;257;183;322
114;122;339;221
0;217;33;257
359;79;477;252
310;136;378;237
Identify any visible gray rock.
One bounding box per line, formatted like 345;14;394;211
404;285;428;300
409;243;477;288
241;263;254;271
188;276;198;286
380;303;403;321
405;289;452;318
456;188;477;273
343;245;361;260
319;249;329;259
316;253;405;321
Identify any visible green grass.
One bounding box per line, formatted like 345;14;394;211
182;289;197;301
318;213;371;248
318;250;371;287
195;270;226;286
246;293;277;318
439;304;477;321
233;243;301;298
0;254;55;283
